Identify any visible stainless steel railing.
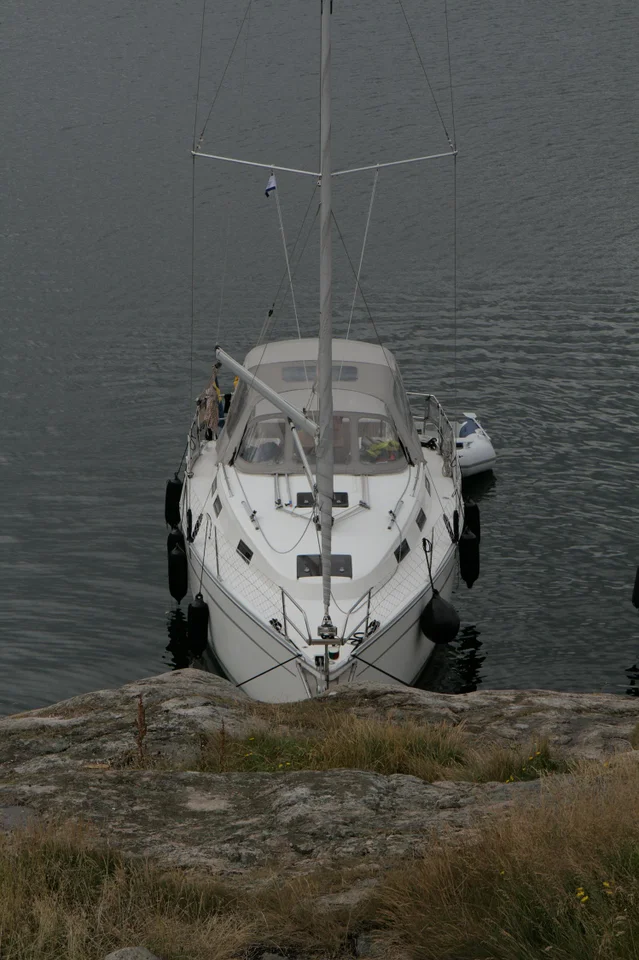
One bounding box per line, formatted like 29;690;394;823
406;391;460;483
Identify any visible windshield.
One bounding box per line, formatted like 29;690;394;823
237;412;405;474
294;415;352;468
238;417;286;465
358;417;404;465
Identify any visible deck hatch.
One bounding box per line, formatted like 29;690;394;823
295;491;349;508
297;554;352;578
237;540;253;564
213;496;222;517
394;539;410;563
416;508;426;531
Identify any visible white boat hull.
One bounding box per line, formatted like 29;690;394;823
188;546;457;702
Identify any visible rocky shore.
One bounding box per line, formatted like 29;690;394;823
2;669;639;959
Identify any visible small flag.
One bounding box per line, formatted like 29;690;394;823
265;173;277;198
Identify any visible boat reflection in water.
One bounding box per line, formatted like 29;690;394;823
415;625;485;695
164;608;190;671
625;663;639;697
164;607;229;680
461;469;497;504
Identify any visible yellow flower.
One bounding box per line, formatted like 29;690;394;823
535;750;541;756
603;882;610;888
278;763;283;768
529;756;534;761
248;737;255;741
500;870;505;876
580;896;589;903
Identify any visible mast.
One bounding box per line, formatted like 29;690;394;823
316;0;336;639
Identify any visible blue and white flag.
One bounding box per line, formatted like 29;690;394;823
265;173;277;198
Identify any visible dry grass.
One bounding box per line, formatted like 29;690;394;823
3;760;639;958
371;758;639;959
0;821;367;960
197;709;563;785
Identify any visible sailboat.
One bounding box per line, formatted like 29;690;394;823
166;0;472;702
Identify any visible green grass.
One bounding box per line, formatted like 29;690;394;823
196;710;565;785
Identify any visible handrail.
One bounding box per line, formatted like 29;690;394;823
280;587;313;643
406;392;459;482
186;414;201;472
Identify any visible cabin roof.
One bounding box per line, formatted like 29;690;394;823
243;337;398;370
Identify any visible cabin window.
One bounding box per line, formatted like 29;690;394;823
237;540;253;564
282;363;358;383
358;417;405;466
239;417;286;465
394;539;410;563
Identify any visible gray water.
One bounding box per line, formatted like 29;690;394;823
2;0;639;715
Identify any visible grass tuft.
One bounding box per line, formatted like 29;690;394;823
197;711;566;784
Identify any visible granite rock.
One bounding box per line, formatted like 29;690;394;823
0;669;636;880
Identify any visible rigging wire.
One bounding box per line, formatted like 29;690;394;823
444;0;458;410
216;4;252;345
395;0;459;415
331;206;403;401
396;0;453;150
191;0;208;152
198;515;212;593
189;0;208;413
273;177;303;339
190;156;196;412
194;0;254;152
443;0;457;149
452;153;458;413
258;186;319;345
216;202;232;345
331;210;381;347
345;167;379;341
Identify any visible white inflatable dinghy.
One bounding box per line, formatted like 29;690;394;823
454;414;496;477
